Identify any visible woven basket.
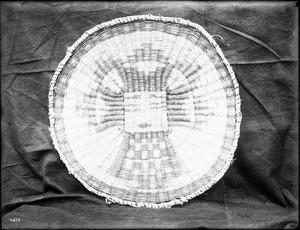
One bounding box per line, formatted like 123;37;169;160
49;15;242;208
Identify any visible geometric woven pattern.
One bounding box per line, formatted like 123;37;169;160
49;15;242;208
124;92;168;132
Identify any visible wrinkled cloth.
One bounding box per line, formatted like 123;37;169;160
1;2;298;229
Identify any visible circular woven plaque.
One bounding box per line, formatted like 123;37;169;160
49;15;242;208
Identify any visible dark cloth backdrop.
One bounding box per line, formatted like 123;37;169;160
1;2;298;229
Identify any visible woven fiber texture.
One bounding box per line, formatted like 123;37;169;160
49;15;242;208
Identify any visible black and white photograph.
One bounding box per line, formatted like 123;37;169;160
1;1;298;229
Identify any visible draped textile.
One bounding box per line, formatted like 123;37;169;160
1;2;298;229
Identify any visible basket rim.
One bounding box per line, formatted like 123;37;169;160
48;14;242;209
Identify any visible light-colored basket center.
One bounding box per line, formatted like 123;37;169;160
124;91;168;133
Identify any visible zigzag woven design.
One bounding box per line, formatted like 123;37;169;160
49;15;242;208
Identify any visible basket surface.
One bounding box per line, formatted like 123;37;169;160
49;15;241;208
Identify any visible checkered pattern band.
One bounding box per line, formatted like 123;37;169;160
49;15;242;208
